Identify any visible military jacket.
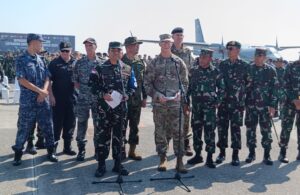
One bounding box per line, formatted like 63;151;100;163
283;61;300;104
171;45;194;71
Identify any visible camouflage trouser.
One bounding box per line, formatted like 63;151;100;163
124;104;141;145
153;106;185;157
275;89;285;116
280;103;300;150
191;107;216;154
217;105;243;149
75;102;97;147
245;107;273;149
183;112;193;141
12;103;55;151
94;103;126;160
28;124;43;141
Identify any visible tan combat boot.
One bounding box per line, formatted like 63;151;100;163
157;154;167;171
128;144;142;161
176;156;188;174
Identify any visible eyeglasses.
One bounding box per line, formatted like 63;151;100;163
61;50;70;53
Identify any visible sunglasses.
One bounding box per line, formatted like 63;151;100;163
61;50;70;53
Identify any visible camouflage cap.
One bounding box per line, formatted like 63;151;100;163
27;33;44;43
255;48;267;56
59;41;72;51
83;38;97;45
159;34;173;42
108;41;122;49
200;48;214;57
124;36;143;46
171;27;184;34
226;41;241;49
275;57;283;62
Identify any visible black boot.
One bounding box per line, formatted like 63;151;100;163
112;159;129;176
215;148;226;164
278;148;289;163
63;140;77;156
47;147;58;162
231;149;240;166
35;137;45;149
187;152;203;165
245;148;256;163
95;160;106;177
206;152;216;168
297;151;300;161
185;139;193;156
25;140;37;155
12;149;23;166
76;142;86;161
263;149;273;165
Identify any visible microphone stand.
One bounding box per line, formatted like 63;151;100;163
92;61;142;195
150;60;194;192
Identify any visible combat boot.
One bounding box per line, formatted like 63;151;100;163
47;147;58;162
176;156;188;174
12;149;23;166
278;147;289;163
263;149;273;165
112;159;129;176
231;149;240;166
157;154;167;172
215;148;226;164
63;140;77;156
128;144;142;161
185;139;193;156
25;140;37;155
35;137;45;149
187;152;203;165
245;148;256;163
95;160;106;177
121;145;126;161
76;142;86;161
206;152;216;168
297;150;300;161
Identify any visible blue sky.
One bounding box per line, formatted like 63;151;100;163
1;0;300;60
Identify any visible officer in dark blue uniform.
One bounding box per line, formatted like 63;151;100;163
12;33;58;166
48;42;77;156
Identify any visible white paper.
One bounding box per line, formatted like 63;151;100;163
105;90;123;109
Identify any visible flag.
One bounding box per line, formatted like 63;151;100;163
129;68;137;89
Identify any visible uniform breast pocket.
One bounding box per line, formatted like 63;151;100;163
25;64;36;82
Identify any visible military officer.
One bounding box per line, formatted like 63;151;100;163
274;57;285;118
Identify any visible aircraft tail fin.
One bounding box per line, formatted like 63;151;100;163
195;18;205;43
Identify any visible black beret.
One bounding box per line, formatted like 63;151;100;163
108;41;122;49
255;48;267;56
171;27;184;34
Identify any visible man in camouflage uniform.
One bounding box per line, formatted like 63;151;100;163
144;34;188;173
122;36;147;161
171;27;194;156
0;62;4;83
186;49;225;168
279;59;300;163
274;57;285;118
74;38;103;161
12;33;58;166
216;41;250;166
245;48;278;165
89;42;134;177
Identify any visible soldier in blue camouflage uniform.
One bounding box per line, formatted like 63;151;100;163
279;59;300;163
74;38;103;161
89;42;135;177
121;36;147;161
144;34;188;173
171;27;194;156
11;33;58;166
186;49;225;168
216;41;251;166
245;48;278;165
274;57;285;118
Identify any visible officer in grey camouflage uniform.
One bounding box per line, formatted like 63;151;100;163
245;48;278;165
122;36;147;161
171;27;194;156
186;49;225;168
144;34;188;173
74;38;103;161
279;59;300;163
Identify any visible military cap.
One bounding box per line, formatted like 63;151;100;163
83;38;97;45
171;27;184;34
59;41;72;51
27;33;44;43
108;41;122;49
200;48;214;57
275;57;283;62
124;36;143;46
226;41;241;49
159;34;173;42
255;48;267;56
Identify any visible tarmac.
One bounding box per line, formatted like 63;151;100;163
1;86;300;195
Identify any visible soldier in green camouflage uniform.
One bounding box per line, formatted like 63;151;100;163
171;27;194;156
274;57;285;118
144;34;188;173
186;49;225;168
279;60;300;163
245;48;278;165
89;42;134;177
122;36;147;161
74;38;103;161
216;41;251;166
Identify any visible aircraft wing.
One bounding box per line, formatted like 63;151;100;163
140;39;209;47
278;46;300;50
